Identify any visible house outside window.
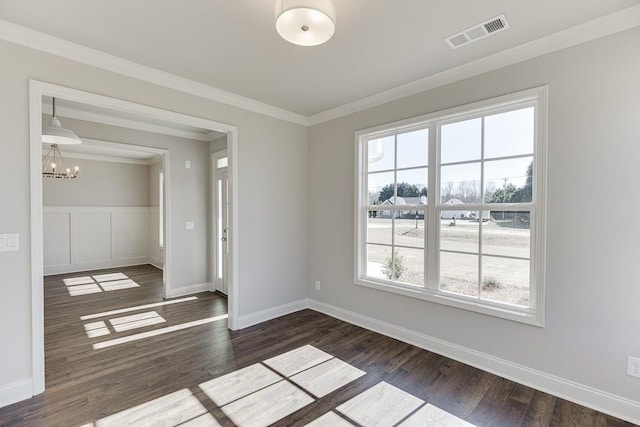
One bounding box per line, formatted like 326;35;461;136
355;87;548;326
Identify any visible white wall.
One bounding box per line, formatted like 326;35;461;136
43;156;151;207
43;206;151;275
0;38;308;399
308;27;640;415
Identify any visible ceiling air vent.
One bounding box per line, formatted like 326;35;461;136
445;14;510;49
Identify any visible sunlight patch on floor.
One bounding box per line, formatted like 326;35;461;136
109;311;166;332
93;314;228;350
337;382;424;426
304;411;354;426
78;388;217;427
83;321;110;338
200;345;364;427
80;296;198;321
63;272;140;296
79;344;476;427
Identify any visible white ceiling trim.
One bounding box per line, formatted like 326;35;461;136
42;103;213;141
44;137;164;165
53;151;152;165
0;19;309;126
307;4;640;125
1;5;639;128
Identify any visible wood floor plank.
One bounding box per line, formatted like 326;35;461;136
0;264;635;427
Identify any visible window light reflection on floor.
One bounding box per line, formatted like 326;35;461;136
80;296;198;321
77;344;476;427
108;311;166;333
92;314;228;350
200;345;364;427
78;388;217;427
62;272;140;296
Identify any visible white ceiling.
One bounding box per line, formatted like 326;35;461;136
2;1;639;117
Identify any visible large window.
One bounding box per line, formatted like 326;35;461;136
355;88;547;325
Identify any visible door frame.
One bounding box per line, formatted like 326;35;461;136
29;80;241;396
211;149;229;293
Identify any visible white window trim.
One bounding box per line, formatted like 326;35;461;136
354;86;548;327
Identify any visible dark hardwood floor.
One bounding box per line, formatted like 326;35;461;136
0;264;635;426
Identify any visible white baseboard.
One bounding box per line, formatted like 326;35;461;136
0;379;33;409
307;299;640;425
44;257;149;276
166;282;212;298
148;257;164;271
237;299;308;330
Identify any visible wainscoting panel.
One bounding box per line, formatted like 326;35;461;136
74;212;111;264
43;212;71;268
112;212;149;260
44;206;154;275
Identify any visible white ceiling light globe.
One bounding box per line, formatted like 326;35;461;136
275;0;336;46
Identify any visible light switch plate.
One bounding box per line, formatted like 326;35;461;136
185;160;192;169
186;222;195;230
0;234;19;252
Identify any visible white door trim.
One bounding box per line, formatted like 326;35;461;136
29;80;241;397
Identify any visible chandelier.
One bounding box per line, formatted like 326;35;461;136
42;144;79;179
275;0;336;46
42;97;82;179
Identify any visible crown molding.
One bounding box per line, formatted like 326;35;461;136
0;19;309;126
2;5;639;128
307;4;640;125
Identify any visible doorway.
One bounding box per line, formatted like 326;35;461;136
212;150;229;294
29;80;240;396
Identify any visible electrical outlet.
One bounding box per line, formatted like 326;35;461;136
628;356;640;378
315;280;321;291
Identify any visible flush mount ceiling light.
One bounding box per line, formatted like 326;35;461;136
275;0;336;46
42;97;82;145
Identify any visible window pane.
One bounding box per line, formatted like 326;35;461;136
440;213;479;253
367;213;392;246
367;244;390;281
481;256;530;307
397;128;428;169
484;107;534;159
482;212;530;258
396;168;427;205
441;118;481;164
394;214;425;249
440;163;481;204
440;252;479;297
394;247;424;286
217;157;228;168
368;136;395;172
484;157;533;203
368;171;394;205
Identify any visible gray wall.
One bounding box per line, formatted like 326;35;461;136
0;39;308;390
149;160;161;207
43;157;151;207
308;27;640;403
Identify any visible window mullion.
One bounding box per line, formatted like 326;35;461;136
478;117;485;299
426;124;438;290
391;134;398;278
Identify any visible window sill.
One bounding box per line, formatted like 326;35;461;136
354;277;544;327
